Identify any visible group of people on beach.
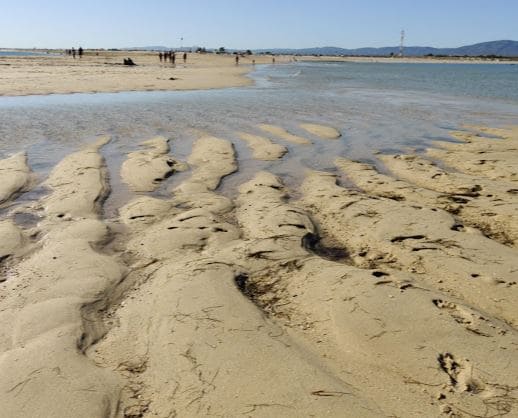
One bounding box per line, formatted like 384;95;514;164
159;51;187;64
65;47;83;58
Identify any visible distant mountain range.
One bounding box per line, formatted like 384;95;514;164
256;40;518;57
130;40;518;57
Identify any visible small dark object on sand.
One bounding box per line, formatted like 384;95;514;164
123;58;136;66
169;77;177;80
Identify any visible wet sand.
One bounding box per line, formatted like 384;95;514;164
1;121;518;417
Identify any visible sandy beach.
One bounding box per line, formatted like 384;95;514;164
0;51;292;96
1;107;518;417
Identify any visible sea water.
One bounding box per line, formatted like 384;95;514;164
0;50;57;57
0;61;517;213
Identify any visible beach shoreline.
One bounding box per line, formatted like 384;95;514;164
1;50;516;97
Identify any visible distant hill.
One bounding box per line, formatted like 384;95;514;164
255;40;518;57
127;40;518;57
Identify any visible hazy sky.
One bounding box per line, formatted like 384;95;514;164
1;0;517;49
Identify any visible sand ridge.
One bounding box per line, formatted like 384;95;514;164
257;124;312;145
0;220;25;262
0;153;31;205
0;125;517;417
0;136;124;417
120;136;186;192
92;138;380;417
237;132;288;160
300;123;341;139
379;152;518;246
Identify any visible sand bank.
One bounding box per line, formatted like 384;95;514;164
0;51;291;96
300;123;341;139
238;132;288;160
1;123;518;417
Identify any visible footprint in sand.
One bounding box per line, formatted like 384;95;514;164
437;353;485;394
432;299;506;337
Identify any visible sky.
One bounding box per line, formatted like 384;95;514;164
1;0;517;49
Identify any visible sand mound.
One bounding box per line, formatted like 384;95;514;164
300;123;341;139
238;132;288;160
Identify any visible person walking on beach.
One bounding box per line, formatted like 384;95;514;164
72;47;76;59
78;47;83;58
183;52;187;63
159;52;163;62
171;52;176;65
235;55;239;65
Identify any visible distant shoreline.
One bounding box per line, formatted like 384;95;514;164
2;47;517;62
299;55;518;65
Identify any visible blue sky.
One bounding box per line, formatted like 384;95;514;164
1;0;517;49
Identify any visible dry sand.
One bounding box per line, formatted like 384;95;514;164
0;51;291;96
1;117;518;418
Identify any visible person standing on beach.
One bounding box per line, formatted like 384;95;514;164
235;55;239;65
159;52;163;62
72;47;76;59
183;52;187;63
171;52;176;65
78;47;83;58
